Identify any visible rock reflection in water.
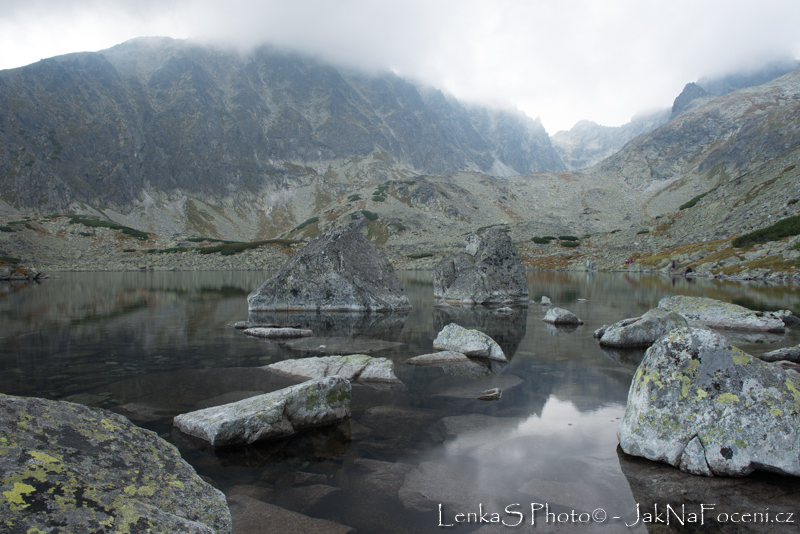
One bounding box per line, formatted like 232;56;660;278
600;347;647;366
246;310;409;340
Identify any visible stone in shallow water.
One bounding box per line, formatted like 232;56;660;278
542;307;583;325
760;343;800;363
405;350;471;365
0;394;231;534
265;354;400;383
227;494;354;534
247;226;411;312
618;327;800;477
657;295;787;332
599;308;688;348
173;376;351;448
242;327;313;338
432;323;507;362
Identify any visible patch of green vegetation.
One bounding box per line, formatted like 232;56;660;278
531;237;551;244
0;226;15;233
610;229;621;234
372;195;386;202
351;213;360;220
361;210;379;221
1;256;21;264
347;194;361;202
198;239;299;256
6;220;26;225
67;215;149;240
732;215;800;248
291;216;319;233
147;249;159;254
159;247;189;254
636;230;650;235
543;236;556;240
186;237;223;243
389;222;406;231
79;231;93;237
680;187;717;210
561;241;580;248
558;235;579;241
788;199;798;206
122;249;136;253
407;253;434;259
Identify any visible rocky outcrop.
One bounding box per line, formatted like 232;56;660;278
657;295;789;332
598;308;688;348
266;355;400;384
542;307;583;325
0;394;231;533
618;327;800;477
173;376;351;448
432;323;507;362
432;228;528;305
671;82;713;118
248;226;411;312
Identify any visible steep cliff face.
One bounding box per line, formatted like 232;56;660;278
0;37;564;218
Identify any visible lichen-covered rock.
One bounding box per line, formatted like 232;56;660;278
760;343;800;363
432;323;507;362
248;226;411;312
542;307;583;325
266;354;400;383
618;327;800;477
0;394;231;534
173;376;351;447
598;308;688;348
242;327;313;338
432;228;528;305
658;295;786;332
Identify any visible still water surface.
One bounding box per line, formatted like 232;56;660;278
2;271;800;532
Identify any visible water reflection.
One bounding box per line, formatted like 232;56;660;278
1;271;799;533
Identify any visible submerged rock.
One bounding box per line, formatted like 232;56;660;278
432;228;528;305
432;323;507;362
618;327;800;477
542;307;583;325
541;296;551;306
173;376;351;448
405;351;472;366
266;354;400;384
227;494;354;534
0;394;231;534
598;308;688;348
242;327;313;338
657;295;788;332
248;226;411;312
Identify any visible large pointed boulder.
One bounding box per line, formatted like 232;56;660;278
248;226;411;312
432;227;528;305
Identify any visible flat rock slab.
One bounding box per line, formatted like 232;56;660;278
405;350;471;365
266;354;400;383
0;394;231;534
543;307;583;325
618;327;800;477
760;343;800;363
658;295;787;332
242;327;313;338
433;323;507;362
599;308;688;348
248;226;411;312
281;336;404;355
228;494;354;534
173;376;351;448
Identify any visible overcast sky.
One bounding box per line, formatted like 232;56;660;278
1;0;799;133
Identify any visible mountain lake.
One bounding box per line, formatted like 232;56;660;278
2;270;800;533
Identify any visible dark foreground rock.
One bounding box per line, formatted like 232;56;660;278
618;327;800;477
658;295;790;332
760;343;800;363
598;308;688;348
248;226;411;312
173;376;351;448
0;394;231;533
433;227;528;304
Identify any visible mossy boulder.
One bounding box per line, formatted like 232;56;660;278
0;394;231;533
598;308;688;348
658;295;790;332
618;327;800;477
173;377;351;448
247;226;411;312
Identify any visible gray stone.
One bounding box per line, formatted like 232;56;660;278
405;351;471;366
265;354;400;383
432;323;507;362
173;377;351;448
248;226;411;312
657;295;786;332
541;295;551;306
0;394;231;534
477;388;502;401
618;327;800;477
598;308;688;348
759;343;800;363
242;327;313;338
542;307;583;325
433;228;528;304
